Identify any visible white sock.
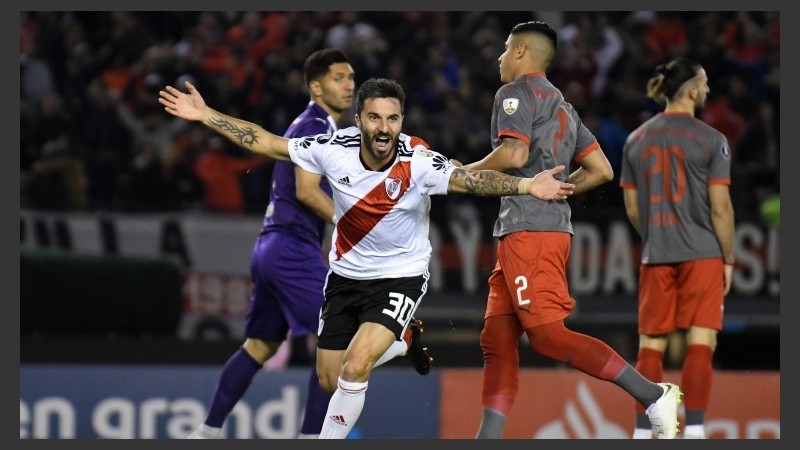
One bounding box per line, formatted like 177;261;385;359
373;340;408;367
296;433;320;439
683;424;706;439
319;377;368;439
632;427;652;439
188;423;222;439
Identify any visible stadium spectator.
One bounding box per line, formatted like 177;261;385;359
194;136;265;214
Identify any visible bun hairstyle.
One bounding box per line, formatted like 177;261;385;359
646;58;702;104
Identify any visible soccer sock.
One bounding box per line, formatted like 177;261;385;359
525;321;662;407
190;423;222;439
633;347;664;430
682;344;713;428
525;321;627;380
480;315;522;418
298;367;332;437
373;340;408;367
614;365;664;408
205;348;263;427
319;377;368;439
476;408;507;439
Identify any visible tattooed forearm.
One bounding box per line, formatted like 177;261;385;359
208;116;260;148
460;169;521;196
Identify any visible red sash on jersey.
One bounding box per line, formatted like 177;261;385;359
334;161;412;260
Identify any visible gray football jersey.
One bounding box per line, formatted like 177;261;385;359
491;73;600;237
620;112;731;264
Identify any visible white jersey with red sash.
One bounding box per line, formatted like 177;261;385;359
288;126;456;279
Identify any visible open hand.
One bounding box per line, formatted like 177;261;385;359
158;81;207;122
529;165;575;201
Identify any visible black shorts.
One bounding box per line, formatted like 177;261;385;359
317;271;429;350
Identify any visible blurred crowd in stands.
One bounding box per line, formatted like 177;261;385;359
20;11;779;227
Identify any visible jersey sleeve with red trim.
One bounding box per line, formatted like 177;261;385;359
573;115;600;164
708;133;732;185
494;83;533;145
410;135;431;150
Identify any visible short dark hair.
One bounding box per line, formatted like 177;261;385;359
646;58;702;104
356;78;406;114
510;21;558;52
303;48;350;86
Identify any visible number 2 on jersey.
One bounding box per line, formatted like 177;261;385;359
551;106;567;159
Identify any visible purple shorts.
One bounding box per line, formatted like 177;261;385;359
244;231;328;341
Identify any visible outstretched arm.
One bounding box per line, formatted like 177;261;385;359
159;81;291;161
448;165;574;201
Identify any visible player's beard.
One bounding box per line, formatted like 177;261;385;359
362;129;397;164
694;92;707;113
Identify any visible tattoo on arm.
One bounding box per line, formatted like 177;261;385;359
455;168;520;196
208;116;260;148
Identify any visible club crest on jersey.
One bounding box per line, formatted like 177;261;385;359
503;98;519;115
385;177;402;200
721;143;731;159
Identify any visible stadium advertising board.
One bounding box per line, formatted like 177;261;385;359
20;210;779;339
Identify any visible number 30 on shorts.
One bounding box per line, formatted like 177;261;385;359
382;292;416;325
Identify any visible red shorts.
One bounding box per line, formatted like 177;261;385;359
485;231;575;328
638;258;725;335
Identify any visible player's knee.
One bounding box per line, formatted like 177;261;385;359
480;317;521;352
242;338;278;364
686;326;718;349
317;368;338;394
479;326;494;349
340;355;373;382
318;376;337;394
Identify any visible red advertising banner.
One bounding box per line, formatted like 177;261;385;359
441;369;779;439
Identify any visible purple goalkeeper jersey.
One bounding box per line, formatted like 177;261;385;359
260;102;336;244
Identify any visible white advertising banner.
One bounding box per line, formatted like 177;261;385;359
21;210;780;339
